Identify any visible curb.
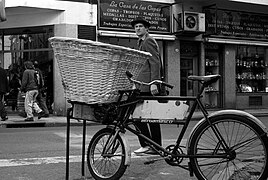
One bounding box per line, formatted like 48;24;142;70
0;118;101;128
1;111;267;128
44;121;101;127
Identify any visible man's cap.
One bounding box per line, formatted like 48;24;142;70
131;17;150;28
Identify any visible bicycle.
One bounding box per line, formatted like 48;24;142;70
86;71;268;180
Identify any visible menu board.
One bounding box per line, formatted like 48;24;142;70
98;0;171;33
205;8;268;40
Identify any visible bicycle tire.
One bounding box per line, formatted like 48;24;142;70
188;115;268;180
87;127;128;180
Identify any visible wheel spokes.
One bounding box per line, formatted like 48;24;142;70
91;134;124;177
194;120;266;180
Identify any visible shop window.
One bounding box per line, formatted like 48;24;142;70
236;46;268;93
3;33;52;68
1;27;54;113
205;43;222;108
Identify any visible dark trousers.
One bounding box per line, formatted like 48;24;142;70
9;89;19;111
36;92;49;115
0;93;7;119
136;122;162;147
135;92;162;147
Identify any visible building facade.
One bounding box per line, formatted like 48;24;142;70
1;0;268;115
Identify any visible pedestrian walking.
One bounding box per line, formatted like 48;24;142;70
0;63;9;121
33;61;49;117
8;73;21;111
21;61;45;121
131;17;162;154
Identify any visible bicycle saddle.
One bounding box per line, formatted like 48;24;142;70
188;75;221;84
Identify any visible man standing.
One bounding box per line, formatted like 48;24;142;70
0;62;8;121
21;61;45;121
131;17;162;154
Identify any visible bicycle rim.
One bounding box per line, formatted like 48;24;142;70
87;129;126;180
189;117;268;180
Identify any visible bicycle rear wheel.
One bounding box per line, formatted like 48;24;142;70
188;115;268;180
87;127;128;180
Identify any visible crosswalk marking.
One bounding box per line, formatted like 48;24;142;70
0;153;162;168
0;156;81;167
0;132;188;168
54;132;187;147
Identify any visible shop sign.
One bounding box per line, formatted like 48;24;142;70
98;0;171;33
205;9;268;40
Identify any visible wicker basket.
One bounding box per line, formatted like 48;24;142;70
49;37;150;104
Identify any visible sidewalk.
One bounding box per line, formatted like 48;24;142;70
0;113;99;128
1;109;268;128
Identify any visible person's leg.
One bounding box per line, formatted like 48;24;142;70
9;90;17;111
32;90;42;114
135;122;151;147
32;90;46;119
12;102;16;111
0;93;8;120
24;91;34;120
149;123;162;146
134;122;154;153
37;93;49;115
13;91;19;111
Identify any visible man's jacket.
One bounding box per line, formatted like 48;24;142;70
21;69;38;92
137;32;161;92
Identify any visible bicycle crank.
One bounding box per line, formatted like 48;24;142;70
164;145;184;166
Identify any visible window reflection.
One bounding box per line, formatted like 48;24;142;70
236;46;268;93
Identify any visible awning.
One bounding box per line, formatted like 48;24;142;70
205;37;268;46
98;30;176;41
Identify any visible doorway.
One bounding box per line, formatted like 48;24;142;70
180;41;199;96
0;26;54;114
181;58;193;96
180;57;198;96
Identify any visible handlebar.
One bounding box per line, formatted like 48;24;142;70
126;71;174;89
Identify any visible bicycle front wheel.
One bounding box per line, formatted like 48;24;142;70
87;127;128;180
188;115;268;180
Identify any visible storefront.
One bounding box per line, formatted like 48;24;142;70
96;0;178;93
204;6;268;109
1;0;268;116
0;26;54;111
96;0;204;100
0;0;97;115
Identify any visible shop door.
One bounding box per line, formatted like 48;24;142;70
180;41;199;96
180;57;196;96
204;43;223;109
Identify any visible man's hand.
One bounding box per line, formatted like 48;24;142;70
150;84;158;95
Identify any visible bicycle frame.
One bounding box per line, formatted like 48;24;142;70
103;76;232;170
87;74;268;180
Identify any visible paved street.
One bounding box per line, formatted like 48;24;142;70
0;115;268;180
0;121;197;180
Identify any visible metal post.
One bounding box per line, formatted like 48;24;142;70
66;108;72;180
81;119;86;177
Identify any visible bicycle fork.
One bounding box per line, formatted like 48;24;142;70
102;127;131;166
